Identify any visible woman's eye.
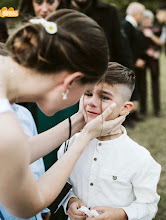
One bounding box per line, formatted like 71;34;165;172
35;0;43;5
84;92;92;97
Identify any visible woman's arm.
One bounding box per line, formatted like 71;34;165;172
143;28;164;46
0;105;125;218
28;111;84;163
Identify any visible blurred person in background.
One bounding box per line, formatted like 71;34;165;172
143;3;166;48
121;2;146;128
139;10;161;117
62;0;127;65
19;0;62;21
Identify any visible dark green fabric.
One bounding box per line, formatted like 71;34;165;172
36;103;79;170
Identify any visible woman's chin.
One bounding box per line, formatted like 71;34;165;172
38;105;58;116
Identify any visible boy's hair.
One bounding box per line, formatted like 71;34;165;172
100;62;135;101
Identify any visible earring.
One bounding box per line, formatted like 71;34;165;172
62;89;69;100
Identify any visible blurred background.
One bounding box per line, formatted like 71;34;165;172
1;0;166;219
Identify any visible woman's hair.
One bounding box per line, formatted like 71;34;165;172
143;10;154;21
6;9;109;84
19;0;35;22
100;62;135;100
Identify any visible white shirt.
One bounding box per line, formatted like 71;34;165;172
160;25;166;43
58;127;161;220
125;15;138;28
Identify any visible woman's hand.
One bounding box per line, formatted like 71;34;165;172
87;206;128;220
82;103;126;140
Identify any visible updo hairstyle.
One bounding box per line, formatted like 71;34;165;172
6;9;109;84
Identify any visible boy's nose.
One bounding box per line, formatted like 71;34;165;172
88;96;101;107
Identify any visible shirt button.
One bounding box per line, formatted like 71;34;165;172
94;158;97;161
90;183;94;186
113;176;117;180
98;143;102;146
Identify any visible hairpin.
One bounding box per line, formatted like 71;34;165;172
29;18;57;34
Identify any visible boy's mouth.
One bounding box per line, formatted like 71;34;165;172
87;111;100;116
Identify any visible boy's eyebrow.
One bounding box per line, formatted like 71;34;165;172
101;90;114;97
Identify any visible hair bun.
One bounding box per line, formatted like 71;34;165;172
7;25;39;67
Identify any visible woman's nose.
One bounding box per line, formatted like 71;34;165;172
41;3;48;12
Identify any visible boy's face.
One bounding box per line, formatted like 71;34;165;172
83;83;133;123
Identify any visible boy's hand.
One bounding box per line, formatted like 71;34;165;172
67;197;87;220
87;206;128;220
87;207;128;220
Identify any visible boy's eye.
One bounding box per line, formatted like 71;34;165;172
84;91;92;97
101;95;110;100
35;0;43;5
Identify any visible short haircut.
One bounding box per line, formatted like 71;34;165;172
100;62;135;101
126;2;145;15
143;10;154;21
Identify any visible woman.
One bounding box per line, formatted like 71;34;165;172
19;0;80;172
0;9;125;218
19;0;64;21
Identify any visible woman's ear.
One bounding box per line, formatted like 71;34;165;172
63;72;84;91
120;101;134;116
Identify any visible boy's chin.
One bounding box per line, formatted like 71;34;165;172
86;115;98;123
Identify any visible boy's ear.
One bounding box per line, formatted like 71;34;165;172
120;101;134;116
63;72;84;91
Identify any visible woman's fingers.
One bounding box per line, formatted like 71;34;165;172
101;103;116;120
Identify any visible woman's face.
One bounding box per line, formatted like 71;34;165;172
142;17;153;28
32;0;59;18
156;10;166;23
36;74;95;116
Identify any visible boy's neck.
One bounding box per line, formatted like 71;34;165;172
97;126;123;141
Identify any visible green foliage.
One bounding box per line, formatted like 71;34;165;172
0;0;19;9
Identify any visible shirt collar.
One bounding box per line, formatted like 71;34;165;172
125;15;138;28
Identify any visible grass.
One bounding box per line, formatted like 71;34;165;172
127;52;166;219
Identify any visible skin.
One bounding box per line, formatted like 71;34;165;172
156;10;166;24
0;56;127;218
32;0;60;18
67;82;133;220
83;82;133;140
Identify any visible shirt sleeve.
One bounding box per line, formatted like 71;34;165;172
160;26;166;43
121;155;161;220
